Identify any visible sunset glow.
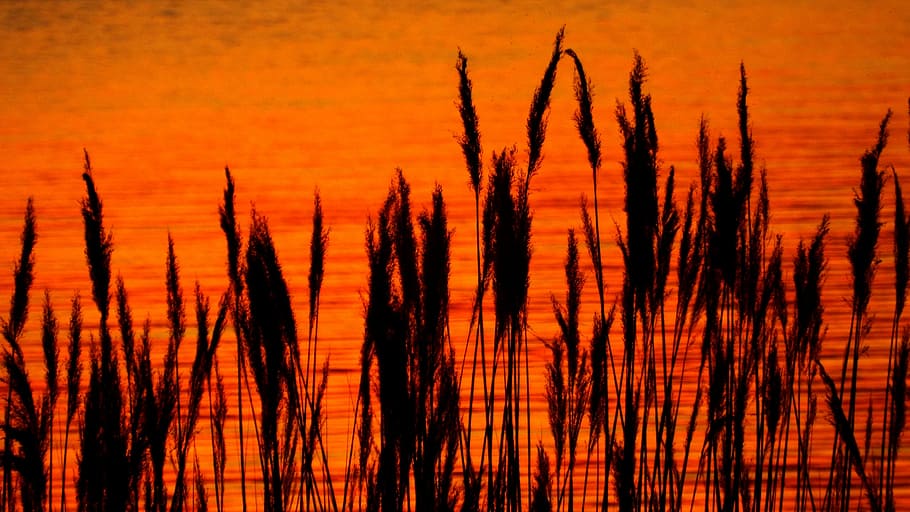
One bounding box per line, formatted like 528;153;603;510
1;1;910;511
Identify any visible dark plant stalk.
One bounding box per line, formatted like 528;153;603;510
789;215;829;512
565;47;613;511
879;170;909;508
218;167;248;512
0;198;44;512
206;359;227;512
170;284;226;512
364;190;401;512
517;29;563;510
166;235;186;466
245;209;297;512
301;190;337;512
455;50;488;512
818;361;882;512
60;293;82;512
40;292;59;512
826;111;890;512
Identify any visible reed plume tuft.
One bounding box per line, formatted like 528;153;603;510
456;50;483;194
526;27;564;179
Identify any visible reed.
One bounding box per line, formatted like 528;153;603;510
545;230;590;512
825;111;891;512
169;284;227;512
60;293;82;512
564;47;613;511
0;198;53;512
163;235;187;512
207;359;227;512
218;167;249;512
363;184;406;512
455;49;487;512
879;170;910;510
300;190;333;512
359;174;461;512
486;147;528;512
243;208;299;512
40;292;59;512
786;215;830;512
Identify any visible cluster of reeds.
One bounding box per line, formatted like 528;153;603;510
219;168;335;512
352;170;461;512
0;158;332;512
453;32;910;512
1;30;909;512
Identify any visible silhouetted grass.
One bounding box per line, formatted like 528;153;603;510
218;167;249;512
2;31;910;512
0;198;50;512
825;111;891;512
545;230;590;512
455;49;487;512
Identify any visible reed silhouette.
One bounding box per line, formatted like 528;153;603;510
0;32;909;512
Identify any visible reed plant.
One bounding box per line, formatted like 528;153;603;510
218;167;250;512
821;112;891;512
455;49;487;512
544;230;590;512
358;173;461;512
60;292;82;512
0;198;57;512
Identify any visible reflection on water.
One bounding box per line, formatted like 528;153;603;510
1;1;909;510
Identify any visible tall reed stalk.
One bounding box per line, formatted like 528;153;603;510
823;111;891;512
544;230;590;512
218;167;249;512
455;49;486;512
60;293;82;512
0;198;56;512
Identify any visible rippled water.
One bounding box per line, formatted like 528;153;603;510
1;1;909;510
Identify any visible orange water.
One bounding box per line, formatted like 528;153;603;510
1;1;910;510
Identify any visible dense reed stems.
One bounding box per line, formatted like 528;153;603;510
359;174;461;512
40;292;59;512
78;154;132;512
3;34;910;512
529;444;552;512
243;209;300;512
170;285;227;512
452;29;563;512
